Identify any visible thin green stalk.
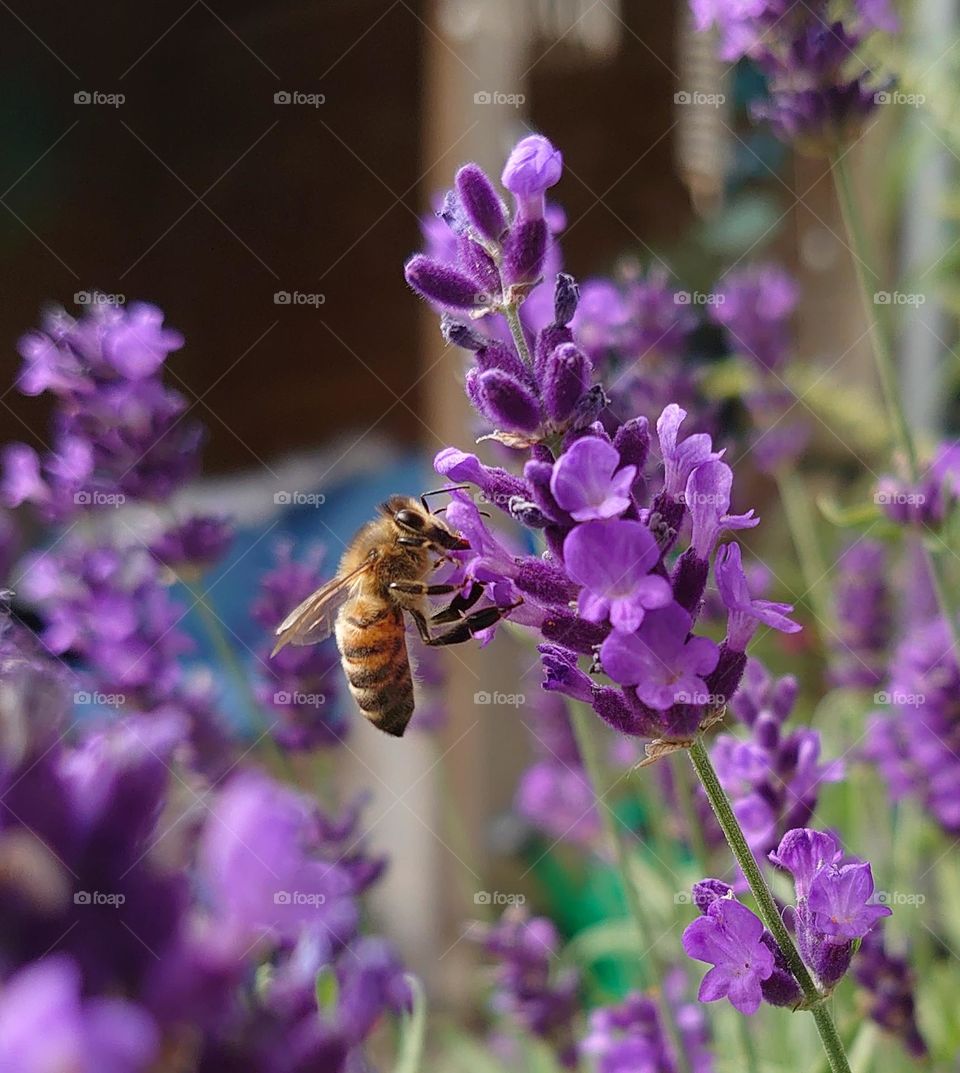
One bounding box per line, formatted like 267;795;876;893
737;1008;762;1073
671;751;710;870
504;301;533;366
193;589;291;780
831;154;960;653
568;703;692;1073
689;737;852;1073
775;469;833;633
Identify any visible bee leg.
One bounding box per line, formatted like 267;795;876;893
431;581;484;624
411;601;519;647
389;581;459;597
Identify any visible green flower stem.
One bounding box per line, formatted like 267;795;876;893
688;737;852;1073
775;469;833;634
831;154;960;653
568;703;692;1073
192;588;292;780
504;301;533;366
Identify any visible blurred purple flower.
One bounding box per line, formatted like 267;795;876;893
0;956;158;1073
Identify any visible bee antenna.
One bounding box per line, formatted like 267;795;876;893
420;485;472;512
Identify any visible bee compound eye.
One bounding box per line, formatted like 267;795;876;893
395;509;424;530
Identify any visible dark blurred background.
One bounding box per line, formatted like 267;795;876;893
0;0;689;470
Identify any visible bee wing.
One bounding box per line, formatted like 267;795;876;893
270;559;373;655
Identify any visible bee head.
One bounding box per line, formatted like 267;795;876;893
385;495;470;550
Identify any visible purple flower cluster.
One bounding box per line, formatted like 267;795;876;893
1;302;201;520
712;659;843;859
405;135;803;752
473;909;580;1067
683;828;890;1013
580;974;714;1073
867;616;960;833
691;0;899;151
0;614;407;1072
829;539;891;688
876;442;960;527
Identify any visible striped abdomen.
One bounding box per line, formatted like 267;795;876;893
336;599;414;737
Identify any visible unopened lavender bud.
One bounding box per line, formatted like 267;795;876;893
613;417;650;471
456;235;501;301
516;557;578;604
754;713;781;750
534;324;574;381
759;934;804;1007
671;548;709;616
455;163;507;243
405;255;487;311
475;368;541;432
811;938;855;989
542;343;592;423
705;643;747;704
476;340;536;388
503;219;547;286
541;609;608;654
553;272;579;326
591;685;652;736
770;674;799;722
692;879;733;913
501;134;563;220
440;315;486;351
569;384;608;430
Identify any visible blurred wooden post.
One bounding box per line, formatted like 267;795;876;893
415;0;532;1007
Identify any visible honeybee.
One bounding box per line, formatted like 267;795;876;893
270;493;516;736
